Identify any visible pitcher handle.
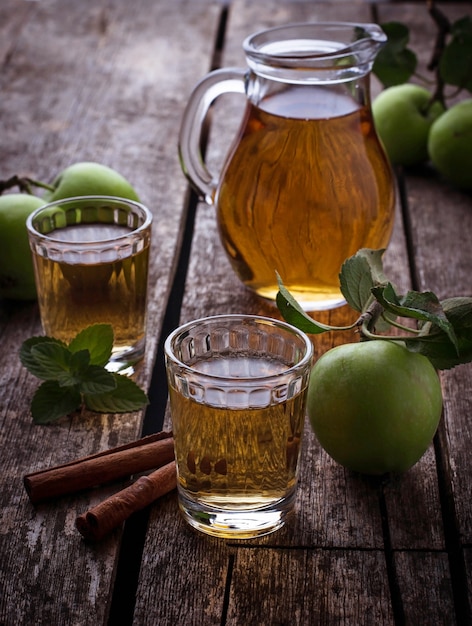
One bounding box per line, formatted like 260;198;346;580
178;68;247;205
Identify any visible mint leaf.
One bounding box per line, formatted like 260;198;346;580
84;373;148;413
69;349;91;377
20;336;67;377
20;323;149;424
69;323;113;366
78;365;117;395
373;22;417;87
339;248;390;313
29;342;73;383
31;381;81;424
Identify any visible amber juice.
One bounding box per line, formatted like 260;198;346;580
32;224;149;358
216;86;396;310
170;355;306;512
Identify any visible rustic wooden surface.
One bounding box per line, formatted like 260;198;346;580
1;1;471;625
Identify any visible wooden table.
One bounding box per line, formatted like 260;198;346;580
1;1;471;624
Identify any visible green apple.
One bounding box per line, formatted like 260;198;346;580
43;162;140;202
428;99;472;190
373;84;445;167
0;194;45;300
307;340;443;475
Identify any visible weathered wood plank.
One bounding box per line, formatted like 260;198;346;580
135;2;472;625
135;2;396;625
394;551;457;624
0;1;221;624
226;548;395;625
377;3;472;621
133;495;231;626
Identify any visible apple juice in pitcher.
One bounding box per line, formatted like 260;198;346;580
179;23;396;310
216;85;395;309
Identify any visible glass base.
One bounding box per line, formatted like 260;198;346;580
106;340;145;376
178;490;295;539
253;285;347;312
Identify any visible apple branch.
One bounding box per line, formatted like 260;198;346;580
0;175;54;195
426;0;450;107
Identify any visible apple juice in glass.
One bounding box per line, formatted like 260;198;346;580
27;196;152;371
165;314;313;538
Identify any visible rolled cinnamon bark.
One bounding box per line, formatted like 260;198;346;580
24;431;174;504
75;460;177;541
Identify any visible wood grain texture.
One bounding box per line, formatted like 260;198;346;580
1;1;471;625
136;2;471;625
0;1;220;624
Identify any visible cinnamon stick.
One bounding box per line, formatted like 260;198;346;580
75;460;177;541
24;431;174;504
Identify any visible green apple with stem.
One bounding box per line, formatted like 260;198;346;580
428;99;472;190
373;84;445;166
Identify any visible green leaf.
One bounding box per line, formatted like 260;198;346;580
68;323;114;367
31;381;81;424
408;297;472;369
78;365;117;395
84;373;149;413
69;349;91;376
19;336;67;376
373;22;417;87
29;342;73;383
339;248;390;313
275;274;338;334
440;17;472;93
372;285;458;352
21;323;150;424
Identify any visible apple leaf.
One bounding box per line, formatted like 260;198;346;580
276;275;337;334
408;296;472;369
339;248;390;313
373;22;417;87
372;284;459;353
440;16;472;93
276;248;472;371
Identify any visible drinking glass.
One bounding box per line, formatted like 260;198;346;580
165;314;313;538
27;195;152;372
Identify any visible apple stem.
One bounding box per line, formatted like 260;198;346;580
24;178;55;193
357;299;385;332
382;317;422;335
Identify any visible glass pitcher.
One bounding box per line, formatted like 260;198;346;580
179;22;395;311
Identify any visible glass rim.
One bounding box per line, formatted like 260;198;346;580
242;21;386;79
26;195;152;245
164;313;314;382
243;21;386;59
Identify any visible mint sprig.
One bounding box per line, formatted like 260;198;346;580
20;324;148;424
276;248;472;371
